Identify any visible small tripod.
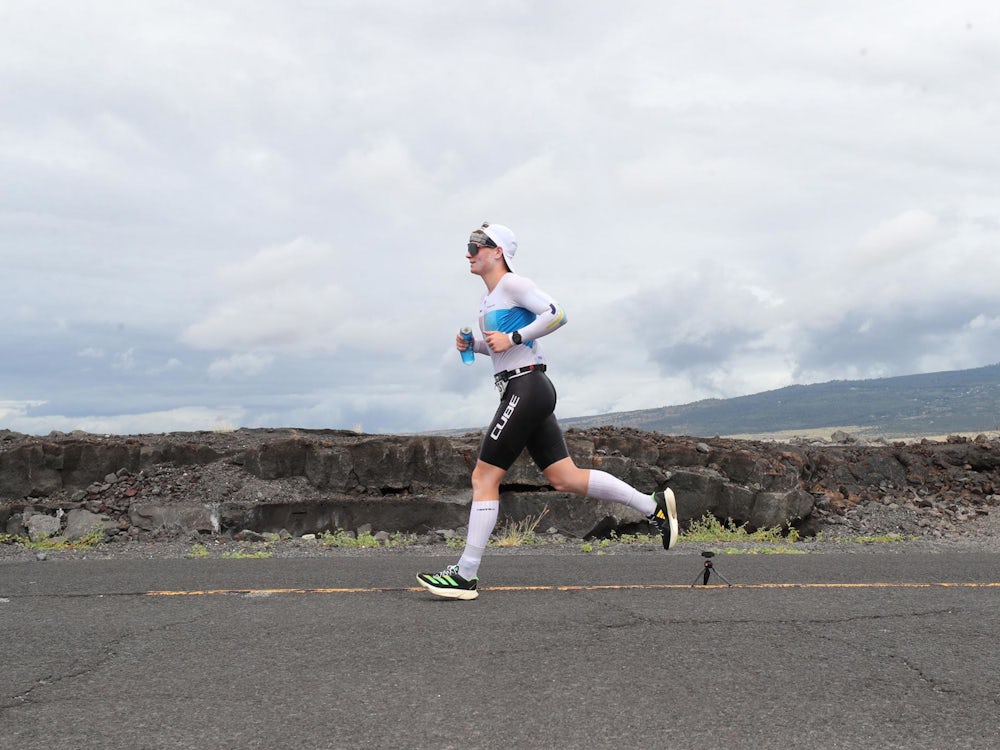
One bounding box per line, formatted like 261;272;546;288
691;550;733;587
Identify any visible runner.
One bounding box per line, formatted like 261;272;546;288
417;222;678;600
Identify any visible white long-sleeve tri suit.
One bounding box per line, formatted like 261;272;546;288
467;272;570;470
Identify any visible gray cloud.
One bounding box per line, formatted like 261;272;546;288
3;1;1000;434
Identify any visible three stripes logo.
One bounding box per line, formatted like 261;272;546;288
426;574;459;586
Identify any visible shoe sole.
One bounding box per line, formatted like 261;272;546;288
416;576;479;601
664;488;678;550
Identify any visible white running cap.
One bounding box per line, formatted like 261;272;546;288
479;222;517;272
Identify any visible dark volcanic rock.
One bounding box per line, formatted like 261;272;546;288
1;427;998;541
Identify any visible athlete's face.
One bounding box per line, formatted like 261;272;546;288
466;243;503;275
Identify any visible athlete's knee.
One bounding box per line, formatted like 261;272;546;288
471;474;499;497
547;474;575;493
544;461;588;494
471;461;505;497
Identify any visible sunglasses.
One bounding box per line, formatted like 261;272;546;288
467;243;496;256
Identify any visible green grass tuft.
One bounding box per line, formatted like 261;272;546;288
221;549;273;559
492;506;549;548
0;529;106;551
680;513;800;544
320;530;381;548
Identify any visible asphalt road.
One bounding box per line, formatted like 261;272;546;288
2;550;999;750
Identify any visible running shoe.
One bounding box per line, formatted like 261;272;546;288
416;564;479;600
650;488;679;550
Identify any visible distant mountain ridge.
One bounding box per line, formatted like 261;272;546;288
559;363;1000;439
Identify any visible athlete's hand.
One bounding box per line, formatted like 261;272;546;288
456;332;472;351
483;330;513;352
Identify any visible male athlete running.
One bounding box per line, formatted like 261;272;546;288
416;222;678;600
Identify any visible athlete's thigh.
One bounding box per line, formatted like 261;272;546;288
525;413;570;471
478;375;553;470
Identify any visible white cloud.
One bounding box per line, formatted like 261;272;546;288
335;137;428;196
208;352;275;379
968;314;1000;332
0;400;46;425
853;209;942;267
147;357;183;376
112;348;136;371
180;237;349;353
2;405;248;436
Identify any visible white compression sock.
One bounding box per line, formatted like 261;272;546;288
457;499;499;580
586;470;657;516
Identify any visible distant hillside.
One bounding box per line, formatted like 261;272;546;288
560;363;1000;439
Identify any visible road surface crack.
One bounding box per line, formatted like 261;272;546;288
1;613;207;713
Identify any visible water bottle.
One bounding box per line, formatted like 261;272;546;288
459;327;475;365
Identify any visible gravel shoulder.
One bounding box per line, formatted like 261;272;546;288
3;508;999;565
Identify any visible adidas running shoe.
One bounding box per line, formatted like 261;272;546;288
650;488;679;550
416;564;479;600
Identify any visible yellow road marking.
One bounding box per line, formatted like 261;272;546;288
144;582;1000;597
147;587;403;596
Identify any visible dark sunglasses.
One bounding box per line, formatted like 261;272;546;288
467;242;495;256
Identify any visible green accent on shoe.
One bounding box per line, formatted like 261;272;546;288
416;564;480;600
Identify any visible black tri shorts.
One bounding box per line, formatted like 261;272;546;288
478;370;570;471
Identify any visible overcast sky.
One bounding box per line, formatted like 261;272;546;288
3;1;999;436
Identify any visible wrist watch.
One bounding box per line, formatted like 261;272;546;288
511;331;522;345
